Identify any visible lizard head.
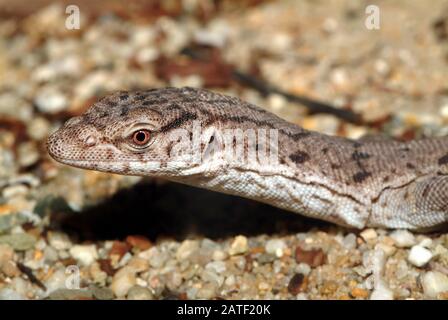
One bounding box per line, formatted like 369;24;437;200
47;87;212;177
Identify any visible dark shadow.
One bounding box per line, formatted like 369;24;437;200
51;179;332;241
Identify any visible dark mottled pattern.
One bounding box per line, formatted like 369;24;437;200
160;111;198;133
289;151;310;164
353;171;372;183
438;154;448;165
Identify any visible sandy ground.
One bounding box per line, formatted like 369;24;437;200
0;0;447;300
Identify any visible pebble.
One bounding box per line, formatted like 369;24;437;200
90;286;114;300
89;262;107;286
176;240;200;260
205;261;227;274
34;88;68;114
1;260;20;277
0;233;36;251
125;235;152;251
407;245;433;267
389;230;416;248
0;244;20;278
69;244;98;266
126;256;150;273
418;237;432;248
201;270;224;287
360;229;378;242
126;285;154;300
421;271;448;298
295;247;326;267
224;275;236;287
43;246;59;263
295;263;311;276
27;117;51;141
370;281;394;300
212;249;228;261
0;288;26;300
439;102;448;120
196;281;218;299
47;288;93;300
110;267;137;298
265;239;286;257
44;268;68;293
47;231;72;250
377;241;397;256
342;233;357;250
287;273;306;295
17;142;39;168
2;184;29;199
228;235;248;256
166;272;183;291
147;247;168;268
0;93;33;121
351;287;369;299
0;244;14;266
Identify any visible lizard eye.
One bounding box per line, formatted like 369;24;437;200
131;129;151;146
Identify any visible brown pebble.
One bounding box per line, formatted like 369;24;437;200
60;257;78;267
125;235;152;250
1;261;20;277
109;241;131;259
351;287;369;298
98;258;115;276
287;273;307;295
295;246;326;267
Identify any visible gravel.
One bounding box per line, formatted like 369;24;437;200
0;0;446;300
408;245;433;267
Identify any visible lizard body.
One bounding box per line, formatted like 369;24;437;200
47;87;448;229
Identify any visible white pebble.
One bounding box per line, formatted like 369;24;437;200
176;239;199;260
228;235;248;256
342;233;357;250
418;238;432;248
44;268;67;293
212;249;228;261
111;267;137;298
360;228;377;241
295;263;311;276
265;239;286;257
407;245;433;267
439;102;448;119
389;230;416;248
421;271;448;298
370;280;394;300
205;261;226;274
224;275;235;287
35;88;68;114
0;288;26;300
69;244;98;266
48;231;72;250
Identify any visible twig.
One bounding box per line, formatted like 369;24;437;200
180;46;362;124
17;262;47;291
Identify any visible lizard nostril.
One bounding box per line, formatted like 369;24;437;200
84;135;97;147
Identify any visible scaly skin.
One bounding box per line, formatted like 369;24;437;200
47;87;448;229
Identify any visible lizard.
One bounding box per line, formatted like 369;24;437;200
46;87;448;230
